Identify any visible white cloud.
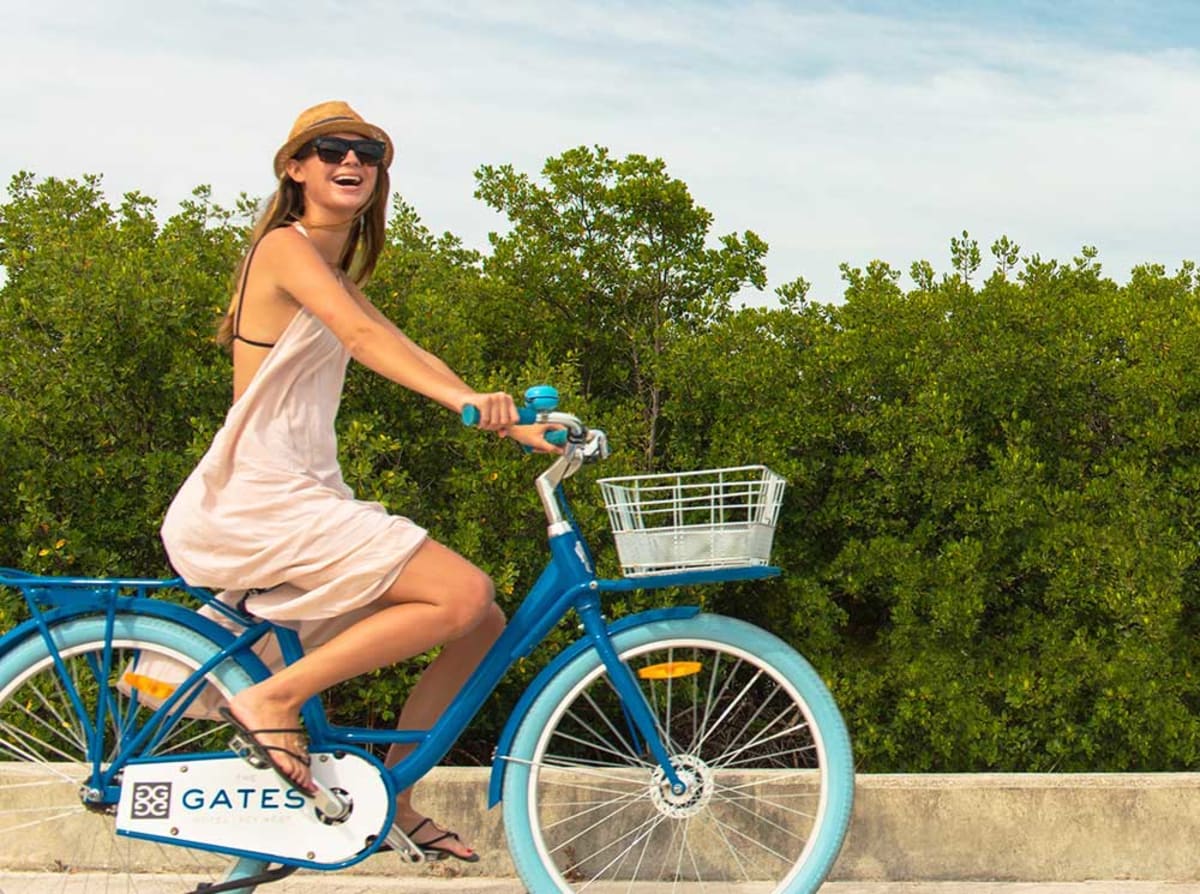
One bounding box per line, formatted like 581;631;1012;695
4;1;1199;304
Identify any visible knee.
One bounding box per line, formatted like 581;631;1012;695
479;600;506;637
444;569;497;639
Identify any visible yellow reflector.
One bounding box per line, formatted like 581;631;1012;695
122;672;177;700
637;661;702;680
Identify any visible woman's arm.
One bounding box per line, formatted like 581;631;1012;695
260;227;515;429
344;283;470;388
347;277;564;453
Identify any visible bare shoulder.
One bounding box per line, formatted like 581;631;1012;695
255;224;314;261
251;226;330;300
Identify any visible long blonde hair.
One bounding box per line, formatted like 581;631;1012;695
216;166;390;347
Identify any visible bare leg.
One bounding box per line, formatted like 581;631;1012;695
385;601;505;858
225;539;496;793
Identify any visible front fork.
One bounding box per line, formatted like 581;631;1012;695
575;596;688;794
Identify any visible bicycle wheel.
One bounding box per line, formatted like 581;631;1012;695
502;613;853;893
0;613;261;893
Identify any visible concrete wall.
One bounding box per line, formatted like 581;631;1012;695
378;771;1200;882
834;773;1200;882
5;768;1199;881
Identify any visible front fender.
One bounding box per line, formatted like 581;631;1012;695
0;597;273;681
487;605;700;807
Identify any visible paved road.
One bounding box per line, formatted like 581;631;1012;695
2;876;1199;894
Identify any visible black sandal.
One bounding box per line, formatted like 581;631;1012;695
405;817;481;863
218;706;313;795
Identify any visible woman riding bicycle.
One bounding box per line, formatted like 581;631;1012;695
160;100;560;862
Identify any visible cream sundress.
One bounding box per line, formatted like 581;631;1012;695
147;226;428;713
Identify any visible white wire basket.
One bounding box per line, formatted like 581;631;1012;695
597;465;787;577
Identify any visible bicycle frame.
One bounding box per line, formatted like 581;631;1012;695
286;489;780;796
248;420;780;798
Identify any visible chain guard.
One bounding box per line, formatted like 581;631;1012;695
115;750;392;867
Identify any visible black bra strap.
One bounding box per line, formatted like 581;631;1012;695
232;239;275;349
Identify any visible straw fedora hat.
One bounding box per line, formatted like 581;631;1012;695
273;100;394;178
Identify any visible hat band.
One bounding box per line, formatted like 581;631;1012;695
307;115;357;129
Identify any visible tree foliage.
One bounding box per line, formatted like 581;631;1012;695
0;173;243;577
2;156;1199;770
474;146;767;466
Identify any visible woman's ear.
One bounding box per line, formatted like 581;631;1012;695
284;158;306;184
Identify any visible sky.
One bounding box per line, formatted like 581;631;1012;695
5;0;1200;305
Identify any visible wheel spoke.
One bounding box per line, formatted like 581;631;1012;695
712;715;811;770
534;757;653;788
684;816;715;886
705;685;796;765
2;681;87;757
571;810;669;888
622;809;660;888
540;784;646;833
690;667;765;757
714;768;822;799
0;716;85;764
0;804;85;833
716;785;816;842
552;788;657;861
718;741;819;771
705;804;756;882
552;713;648;768
709;679;781;754
691;651;738;753
705;808;796;864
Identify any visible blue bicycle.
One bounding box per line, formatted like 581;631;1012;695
0;390;853;893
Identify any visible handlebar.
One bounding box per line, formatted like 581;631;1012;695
460;385;609;528
460;386;586;447
461;404;570;447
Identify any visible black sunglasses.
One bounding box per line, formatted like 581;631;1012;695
297;136;387;166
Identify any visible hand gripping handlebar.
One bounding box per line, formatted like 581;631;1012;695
461;385;608;527
460;385;578;447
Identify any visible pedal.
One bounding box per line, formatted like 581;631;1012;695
226;733;351;821
383;824;427;864
188;864;297;894
228;733;269;770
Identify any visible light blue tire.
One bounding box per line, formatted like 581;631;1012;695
502;613;853;893
0;614;266;893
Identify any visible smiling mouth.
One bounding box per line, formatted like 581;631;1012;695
333;174;363;187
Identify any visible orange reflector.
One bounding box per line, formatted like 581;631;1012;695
637;661;702;680
122;672;177;700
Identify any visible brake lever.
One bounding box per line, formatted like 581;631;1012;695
582;429;609;463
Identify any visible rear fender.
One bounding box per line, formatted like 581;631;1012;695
0;598;273;681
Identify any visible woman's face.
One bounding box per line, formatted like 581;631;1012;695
285;130;382;217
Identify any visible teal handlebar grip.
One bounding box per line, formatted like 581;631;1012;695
461;399;568;448
463;386;566;447
461;405;538;427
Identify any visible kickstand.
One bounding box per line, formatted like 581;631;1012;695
190;863;298;894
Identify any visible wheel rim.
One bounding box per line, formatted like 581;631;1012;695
526;637;830;891
0;637;240;892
